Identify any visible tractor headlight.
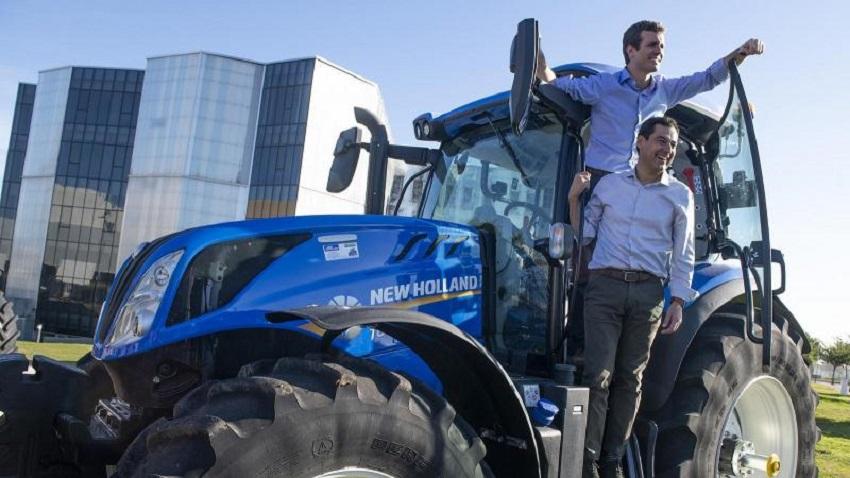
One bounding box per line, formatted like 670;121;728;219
105;250;183;347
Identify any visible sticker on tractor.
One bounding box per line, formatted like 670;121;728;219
323;241;359;261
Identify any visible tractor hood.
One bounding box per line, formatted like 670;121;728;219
93;215;483;361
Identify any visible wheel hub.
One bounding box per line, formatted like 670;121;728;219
718;438;782;477
716;376;797;477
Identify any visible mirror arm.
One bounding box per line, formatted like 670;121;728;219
386;145;441;167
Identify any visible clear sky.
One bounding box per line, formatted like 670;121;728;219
1;1;848;342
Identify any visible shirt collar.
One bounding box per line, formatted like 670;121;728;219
616;68;631;85
626;167;671;186
617;68;658;92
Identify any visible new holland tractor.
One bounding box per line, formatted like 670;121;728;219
0;19;817;478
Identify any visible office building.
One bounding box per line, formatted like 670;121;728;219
2;52;392;337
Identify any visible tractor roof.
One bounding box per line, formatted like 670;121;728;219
429;62;721;145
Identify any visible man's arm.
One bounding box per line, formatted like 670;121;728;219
536;49;557;82
663;59;729;106
568;172;603;245
660;189;698;335
663;38;765;106
568;172;590;232
536;49;603;105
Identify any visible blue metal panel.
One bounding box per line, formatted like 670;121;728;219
93;215;483;363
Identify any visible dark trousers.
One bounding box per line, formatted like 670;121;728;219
582;272;664;461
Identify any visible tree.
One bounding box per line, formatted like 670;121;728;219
805;333;823;364
823;338;850;385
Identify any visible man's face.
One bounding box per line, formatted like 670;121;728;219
637;124;678;173
628;31;665;72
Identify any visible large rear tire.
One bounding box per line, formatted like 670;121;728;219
0;292;19;354
113;355;489;477
652;312;818;477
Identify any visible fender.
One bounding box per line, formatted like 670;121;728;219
286;306;541;478
642;279;811;412
642;279;744;412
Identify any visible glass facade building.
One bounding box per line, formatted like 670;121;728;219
0;84;36;291
36;68;143;335
2;53;393;338
4;68;143;337
117;53;264;264
247;59;314;218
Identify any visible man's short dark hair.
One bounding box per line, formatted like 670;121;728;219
623;20;665;65
638;116;679;140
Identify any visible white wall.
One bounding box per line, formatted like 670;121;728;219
296;58;394;215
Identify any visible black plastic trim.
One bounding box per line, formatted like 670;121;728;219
393;233;428;261
424;234;450;258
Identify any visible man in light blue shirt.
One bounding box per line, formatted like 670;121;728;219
568;116;693;477
537;20;763;177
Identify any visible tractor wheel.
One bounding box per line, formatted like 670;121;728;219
653;312;818;477
0;292;19;354
113;355;489;478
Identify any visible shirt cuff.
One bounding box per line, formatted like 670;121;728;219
669;281;699;304
709;58;730;83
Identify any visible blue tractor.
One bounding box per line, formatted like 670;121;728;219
0;19;817;478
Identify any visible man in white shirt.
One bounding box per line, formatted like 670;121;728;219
569;116;695;478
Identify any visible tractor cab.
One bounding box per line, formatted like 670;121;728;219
332;20;783;385
419;109;565;374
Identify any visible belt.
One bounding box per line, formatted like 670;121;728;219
592;268;659;283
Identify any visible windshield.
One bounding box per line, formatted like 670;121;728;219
421;112;565;373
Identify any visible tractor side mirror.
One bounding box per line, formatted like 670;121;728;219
327;127;362;193
509;18;539;136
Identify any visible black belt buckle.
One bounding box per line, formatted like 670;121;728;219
623;271;640;282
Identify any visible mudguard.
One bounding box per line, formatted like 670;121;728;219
642;278;811;412
642;279;744;412
285;306;541;478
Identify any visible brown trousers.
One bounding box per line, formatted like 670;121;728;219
582;271;664;461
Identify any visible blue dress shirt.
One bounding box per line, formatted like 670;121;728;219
552;59;729;173
583;169;697;302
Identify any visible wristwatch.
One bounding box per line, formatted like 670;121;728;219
671;297;685;307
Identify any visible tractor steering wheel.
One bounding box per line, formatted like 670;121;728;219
503;201;552;239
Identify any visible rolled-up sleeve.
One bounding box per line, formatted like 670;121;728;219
669;190;698;302
663;58;730;106
551;74;604;105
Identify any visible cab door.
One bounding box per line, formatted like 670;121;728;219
710;62;780;365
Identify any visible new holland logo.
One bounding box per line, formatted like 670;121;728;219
370;275;480;306
328;295;361;307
